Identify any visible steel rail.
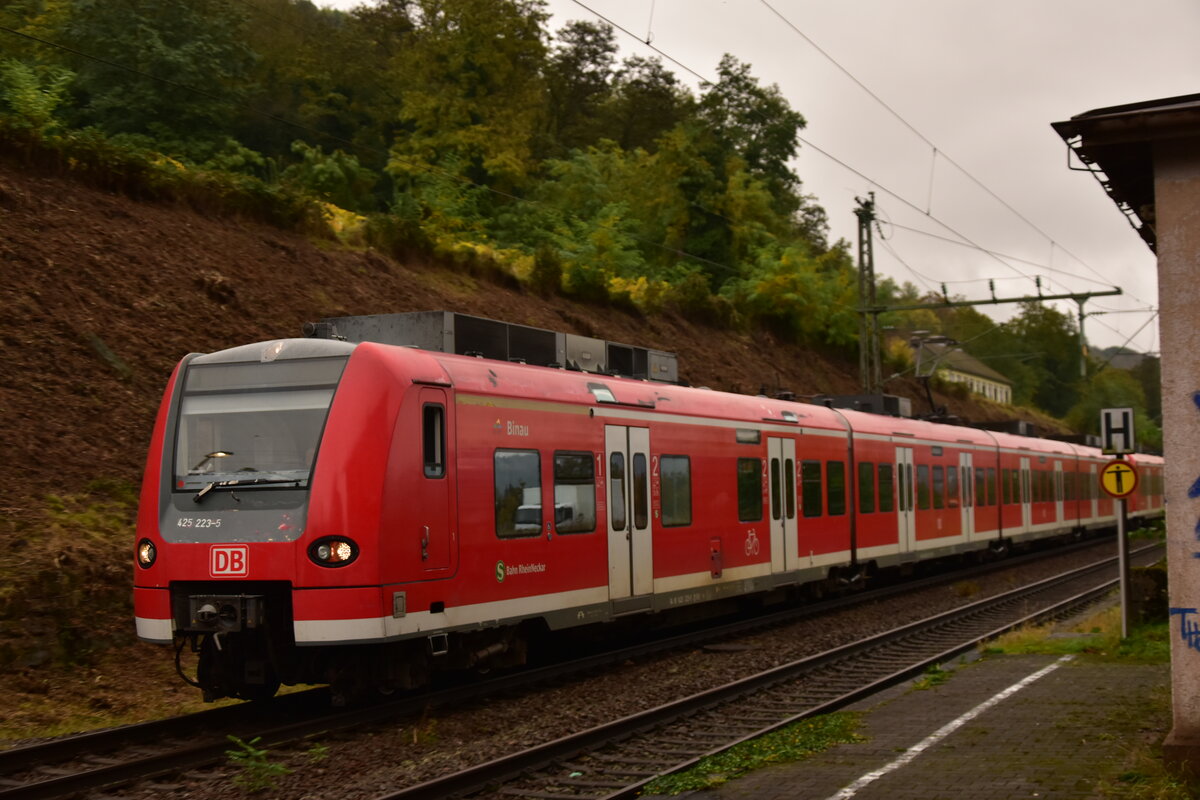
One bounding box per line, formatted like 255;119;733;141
0;536;1151;800
375;542;1162;800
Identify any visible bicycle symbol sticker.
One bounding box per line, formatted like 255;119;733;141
744;529;760;556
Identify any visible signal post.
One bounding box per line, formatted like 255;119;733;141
1099;408;1137;638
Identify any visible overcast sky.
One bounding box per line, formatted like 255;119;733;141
322;0;1199;355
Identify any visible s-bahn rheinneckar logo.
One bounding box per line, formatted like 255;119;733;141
495;560;506;583
210;545;249;577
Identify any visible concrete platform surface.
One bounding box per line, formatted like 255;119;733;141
676;653;1168;800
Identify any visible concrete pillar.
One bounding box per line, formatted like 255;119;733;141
1157;135;1200;772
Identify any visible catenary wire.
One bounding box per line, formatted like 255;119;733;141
568;0;1152;348
758;0;1148;306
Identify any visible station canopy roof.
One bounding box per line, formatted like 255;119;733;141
1052;92;1200;253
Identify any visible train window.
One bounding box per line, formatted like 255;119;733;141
975;467;986;507
633;453;649;529
801;460;822;517
785;459;796;519
771;458;782;521
553;451;596;534
932;466;945;510
736;429;762;445
610;453;627;530
494;449;541;538
661;455;692;527
947;465;958;507
1011;469;1021;503
858;462;875;513
1001;468;1011;504
1065;471;1075;501
737;458;763;522
878;463;894;512
827;461;846;516
986;468;996;506
423;404;445;479
916;464;930;510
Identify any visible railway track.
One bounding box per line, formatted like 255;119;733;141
382;542;1164;800
0;537;1155;800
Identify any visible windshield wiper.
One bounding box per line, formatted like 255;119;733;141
193;477;305;503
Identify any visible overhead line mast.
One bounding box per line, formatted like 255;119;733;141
855;200;1123;393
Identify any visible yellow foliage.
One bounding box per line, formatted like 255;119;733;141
320;202;367;245
151;154;187;173
608;275;669;311
884;337;915;373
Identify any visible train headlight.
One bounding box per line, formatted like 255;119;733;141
308;537;358;567
136;539;157;568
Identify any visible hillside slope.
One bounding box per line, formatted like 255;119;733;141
0;157;1048;520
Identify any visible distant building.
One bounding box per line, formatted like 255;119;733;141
918;343;1012;404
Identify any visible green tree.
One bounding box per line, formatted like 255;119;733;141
280;140;378;211
697;54;806;216
598;55;693;153
1007;302;1080;417
543;20;617;154
387;0;548;192
0;59;73;133
60;0;256;161
1066;368;1162;452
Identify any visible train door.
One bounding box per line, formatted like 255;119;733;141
1054;461;1064;523
959;452;975;540
605;426;652;599
1020;456;1033;532
896;447;916;555
768;437;796;573
416;387;454;572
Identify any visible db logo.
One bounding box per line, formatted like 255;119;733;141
210;545;248;577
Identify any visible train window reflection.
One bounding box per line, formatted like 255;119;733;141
553;451;596;534
661;455;692;527
633;453;649;529
610;453;627;530
737;458;763;522
495;449;541;538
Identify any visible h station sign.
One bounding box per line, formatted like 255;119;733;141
1100;407;1136;455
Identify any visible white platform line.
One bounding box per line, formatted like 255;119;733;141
826;655;1074;800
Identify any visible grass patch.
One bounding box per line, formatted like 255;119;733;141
0;641;235;746
1099;683;1200;800
951;580;981;598
983;606;1169;663
913;663;953;690
641;712;863;795
0;479;139;670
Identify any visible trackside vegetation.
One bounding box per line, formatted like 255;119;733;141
641;712;863;794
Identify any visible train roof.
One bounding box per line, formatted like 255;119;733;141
194;339;1161;462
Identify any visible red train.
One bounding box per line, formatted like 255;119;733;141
133;333;1164;700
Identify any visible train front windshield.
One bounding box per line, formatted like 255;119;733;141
174;357;348;493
